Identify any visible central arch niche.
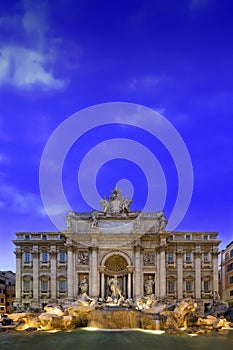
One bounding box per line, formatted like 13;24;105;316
105;254;128;274
100;252;133;299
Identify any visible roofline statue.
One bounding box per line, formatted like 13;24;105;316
100;188;133;215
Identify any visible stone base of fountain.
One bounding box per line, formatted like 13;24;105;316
3;297;233;334
89;309;141;329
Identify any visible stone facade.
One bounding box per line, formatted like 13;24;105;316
13;189;221;309
220;241;233;303
0;271;15;313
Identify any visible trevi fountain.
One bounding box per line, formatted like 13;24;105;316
1;189;233;349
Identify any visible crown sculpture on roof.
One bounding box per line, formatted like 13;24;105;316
66;187;168;233
99;188;133;215
100;188;133;215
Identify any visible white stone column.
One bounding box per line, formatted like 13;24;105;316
159;246;166;297
123;276;126;296
155;251;160;297
212;251;219;294
194;249;201;299
134;245;141;298
127;272;132;298
32;246;39;302
50;246;57;301
177;250;183;300
221;252;225;292
14;248;22;305
90;247;99;297
67;243;74;300
101;272;105;298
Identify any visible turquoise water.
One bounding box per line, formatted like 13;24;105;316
0;329;233;350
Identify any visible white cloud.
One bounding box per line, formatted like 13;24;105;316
0;184;46;216
127;75;161;91
127;75;168;92
0;46;63;89
0;153;8;163
0;50;10;82
42;204;69;216
0;1;66;90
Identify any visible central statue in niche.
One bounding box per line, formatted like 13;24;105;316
100;188;133;215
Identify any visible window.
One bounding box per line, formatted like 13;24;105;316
59;251;66;263
25;235;30;240
186;281;192;291
0;298;4;303
42;234;47;240
41;280;48;291
228;262;233;272
185;252;191;262
23;280;30;291
203;235;208;240
167;252;173;263
169;235;174;240
168;281;175;292
230;276;233;284
204;280;210;292
204;253;209;262
186;235;191;240
230;249;233;258
230;290;233;296
42;252;48;262
25;252;31;262
59;280;66;292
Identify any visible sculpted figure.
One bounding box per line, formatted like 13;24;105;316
158;211;168;231
110;188;121;201
66;216;72;230
78;252;89;265
80;276;89;294
144;253;154;265
109;275;122;298
121;196;133;213
100;196;110;213
144;276;155;295
135;214;142;229
91;213;98;228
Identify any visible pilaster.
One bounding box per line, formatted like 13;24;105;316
90;246;99;297
14;248;22;305
66;241;74;300
176;249;183;299
32;246;39;302
134;245;141;298
50;246;57;301
212;251;219;293
159;244;166;297
194;248;201;299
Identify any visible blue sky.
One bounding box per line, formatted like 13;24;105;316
1;0;233;271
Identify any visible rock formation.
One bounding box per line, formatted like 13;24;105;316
1;298;233;333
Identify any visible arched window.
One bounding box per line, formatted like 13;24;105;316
22;275;32;292
40;275;50;291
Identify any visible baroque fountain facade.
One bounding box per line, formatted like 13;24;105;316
13;188;220;310
9;189;231;333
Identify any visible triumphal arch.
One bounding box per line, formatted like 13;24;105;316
14;188;220;309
